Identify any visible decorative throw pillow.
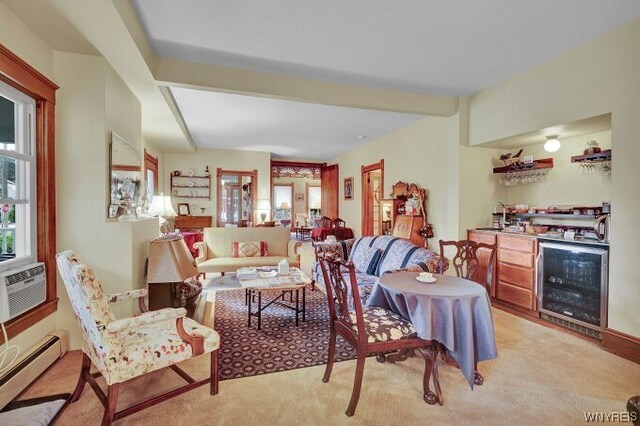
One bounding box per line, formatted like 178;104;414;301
231;241;269;258
354;248;383;276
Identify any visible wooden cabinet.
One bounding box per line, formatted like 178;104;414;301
393;215;425;247
174;215;212;231
497;234;537;311
468;231;497;298
468;230;538;312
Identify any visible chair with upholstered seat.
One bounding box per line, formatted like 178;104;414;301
318;253;441;417
56;250;220;426
330;217;346;228
438;239;496;291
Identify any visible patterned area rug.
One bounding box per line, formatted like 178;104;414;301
214;288;356;380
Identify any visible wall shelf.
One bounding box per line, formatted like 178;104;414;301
170;174;212;200
493;212;606;219
571;149;611;163
492;158;554;174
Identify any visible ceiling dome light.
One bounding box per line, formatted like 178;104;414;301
544;135;561;153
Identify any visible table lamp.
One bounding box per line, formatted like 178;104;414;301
148;193;178;233
256;199;271;224
146;234;201;316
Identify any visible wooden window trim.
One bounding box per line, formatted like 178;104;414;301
0;44;58;344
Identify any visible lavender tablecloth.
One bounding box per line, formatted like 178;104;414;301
367;271;498;388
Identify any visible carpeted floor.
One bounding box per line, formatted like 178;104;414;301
215;288;355;380
20;307;640;425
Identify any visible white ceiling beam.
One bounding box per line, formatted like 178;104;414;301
154;57;458;117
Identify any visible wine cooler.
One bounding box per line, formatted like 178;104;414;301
537;240;608;339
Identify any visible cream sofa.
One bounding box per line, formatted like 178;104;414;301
194;227;301;273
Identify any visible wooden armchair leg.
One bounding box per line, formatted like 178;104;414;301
101;383;120;426
71;352;91;403
211;349;219;396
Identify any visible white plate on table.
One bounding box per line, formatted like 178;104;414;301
415;276;437;283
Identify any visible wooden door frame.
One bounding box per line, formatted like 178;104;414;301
144;149;159;196
361;159;384;236
216;168;258;226
272;182;294;226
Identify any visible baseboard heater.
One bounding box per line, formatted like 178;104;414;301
0;331;68;409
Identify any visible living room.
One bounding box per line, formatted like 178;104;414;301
0;1;639;425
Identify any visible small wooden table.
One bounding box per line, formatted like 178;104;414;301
295;226;312;240
239;268;312;330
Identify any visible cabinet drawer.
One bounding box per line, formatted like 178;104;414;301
468;231;497;245
499;249;535;268
498;235;535;252
498;262;534;289
498;281;534;309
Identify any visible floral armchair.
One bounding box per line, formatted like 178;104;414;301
56;250;220;425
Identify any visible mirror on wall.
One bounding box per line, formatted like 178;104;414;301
217;169;257;226
108;132;141;219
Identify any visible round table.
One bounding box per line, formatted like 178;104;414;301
368;271;498;388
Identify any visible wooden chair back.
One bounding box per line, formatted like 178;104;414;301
315;216;332;228
438;239;496;291
318;253;365;344
330;217;346;228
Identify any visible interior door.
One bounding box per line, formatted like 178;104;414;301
321;164;339;218
361;160;384;236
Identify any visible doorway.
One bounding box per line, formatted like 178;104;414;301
361;159;384;236
216;169;257;226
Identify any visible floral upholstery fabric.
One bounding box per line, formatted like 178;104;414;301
349;307;417;343
312;236;446;306
107;289;148;304
112;317;219;384
107;308;187;333
56;250;220;386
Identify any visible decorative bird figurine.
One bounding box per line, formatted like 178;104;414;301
500;148;523;161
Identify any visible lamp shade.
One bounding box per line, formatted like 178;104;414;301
149;194;178;217
147;235;198;283
256;199;271;211
280;202;290;209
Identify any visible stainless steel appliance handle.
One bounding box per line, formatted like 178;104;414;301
536;251;543;307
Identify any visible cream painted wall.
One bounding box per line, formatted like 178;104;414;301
54;51;159;349
164;148;271;224
467;19;640;337
504;131;611;207
0;1;55;81
272;176;320;221
458;145;507;234
332;115;461;245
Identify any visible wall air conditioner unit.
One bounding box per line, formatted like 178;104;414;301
0;263;46;322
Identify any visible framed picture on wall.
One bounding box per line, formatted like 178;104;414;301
295;192;304;202
344;177;354;200
177;203;190;216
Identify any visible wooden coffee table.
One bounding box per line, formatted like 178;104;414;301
238;268;312;330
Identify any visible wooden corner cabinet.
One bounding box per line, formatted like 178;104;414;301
170;174;212;199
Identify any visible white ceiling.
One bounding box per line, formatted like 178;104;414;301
133;0;640;95
170;87;424;160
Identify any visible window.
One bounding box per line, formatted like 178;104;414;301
0;45;58;344
0;81;36;270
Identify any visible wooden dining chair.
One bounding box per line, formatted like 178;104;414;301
316;216;332;228
330;217;346;228
438;239;497;292
318;253;441;417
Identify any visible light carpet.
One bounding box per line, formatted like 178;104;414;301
19;308;640;425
